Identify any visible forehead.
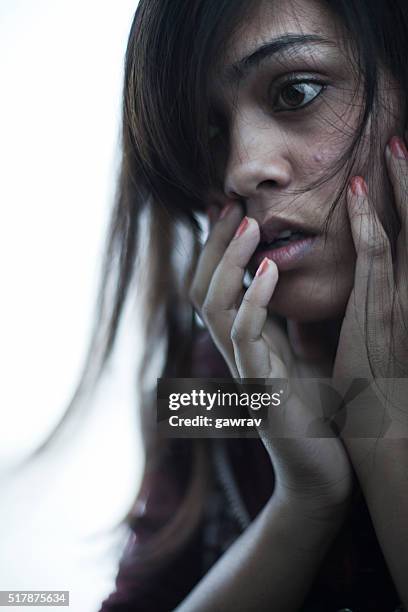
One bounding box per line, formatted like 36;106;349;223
213;0;342;85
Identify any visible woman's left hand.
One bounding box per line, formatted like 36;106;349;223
332;134;408;438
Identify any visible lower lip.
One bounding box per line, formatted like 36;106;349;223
252;235;317;272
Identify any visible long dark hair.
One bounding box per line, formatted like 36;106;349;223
19;0;408;573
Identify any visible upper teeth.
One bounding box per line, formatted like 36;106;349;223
275;229;294;239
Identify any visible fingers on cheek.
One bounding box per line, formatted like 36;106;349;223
347;176;393;276
347;176;371;251
386;136;408;225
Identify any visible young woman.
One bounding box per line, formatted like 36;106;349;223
41;0;408;610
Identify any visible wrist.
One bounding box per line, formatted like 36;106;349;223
343;436;408;487
267;483;351;527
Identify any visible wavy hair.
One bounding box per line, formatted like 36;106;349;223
19;0;408;574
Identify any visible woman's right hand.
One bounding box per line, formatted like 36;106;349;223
189;200;353;520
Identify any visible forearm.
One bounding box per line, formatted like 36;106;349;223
176;492;345;612
343;436;408;608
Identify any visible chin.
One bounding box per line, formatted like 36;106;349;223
266;269;353;322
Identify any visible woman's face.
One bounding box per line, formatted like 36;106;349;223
209;0;400;322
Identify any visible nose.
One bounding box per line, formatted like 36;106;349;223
223;113;292;200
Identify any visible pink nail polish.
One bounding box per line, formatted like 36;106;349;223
233;216;249;239
389;136;408;160
350;176;368;197
255;257;271;277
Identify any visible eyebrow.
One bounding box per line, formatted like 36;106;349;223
223;34;333;84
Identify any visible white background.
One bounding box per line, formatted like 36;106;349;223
0;2;144;611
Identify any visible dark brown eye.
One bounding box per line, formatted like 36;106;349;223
276;82;324;110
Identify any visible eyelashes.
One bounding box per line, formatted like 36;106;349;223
208;74;328;139
270;80;326;112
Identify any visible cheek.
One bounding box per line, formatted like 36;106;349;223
369;163;400;247
267;260;355;321
298;145;342;182
311;145;340;167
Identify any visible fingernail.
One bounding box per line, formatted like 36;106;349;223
350;176;368;197
255;257;271;277
219;201;234;219
389;136;408;160
233;216;249;239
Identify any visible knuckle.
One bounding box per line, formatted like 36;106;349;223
350;210;367;227
230;323;246;343
242;294;256;308
366;236;390;260
201;298;218;321
359;225;390;260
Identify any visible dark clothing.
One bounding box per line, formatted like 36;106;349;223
99;437;402;612
99;330;403;611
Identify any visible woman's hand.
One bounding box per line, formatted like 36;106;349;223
189;201;353;518
327;136;408;610
333;135;408;439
